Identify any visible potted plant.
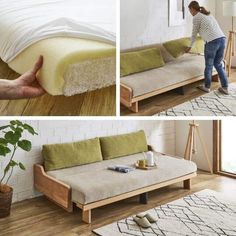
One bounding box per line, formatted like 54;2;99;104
0;120;38;218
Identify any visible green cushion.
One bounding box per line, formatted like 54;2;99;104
163;37;204;58
100;130;148;160
120;48;165;77
43;138;103;171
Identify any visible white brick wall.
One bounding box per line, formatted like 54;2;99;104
0;120;176;203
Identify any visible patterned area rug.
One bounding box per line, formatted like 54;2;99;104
157;83;236;116
93;189;236;236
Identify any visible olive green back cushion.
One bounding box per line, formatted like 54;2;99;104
163;37;204;58
120;48;165;77
100;130;148;160
43;138;103;171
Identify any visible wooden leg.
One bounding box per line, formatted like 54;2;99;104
233;32;235;57
229;33;233;76
129;102;139;113
67;202;73;213
196;127;213;174
174;86;185;95
225;32;232;77
82;209;91;224
183;179;191;190
184;127;192;160
225;34;230;60
185;126;194;161
188;127;194;161
212;74;219;82
139;193;148;204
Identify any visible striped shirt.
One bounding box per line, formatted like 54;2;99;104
190;12;225;47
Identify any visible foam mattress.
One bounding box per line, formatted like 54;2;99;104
47;153;197;204
9;37;116;96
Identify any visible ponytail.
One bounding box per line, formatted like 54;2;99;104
188;1;210;15
199;6;210;15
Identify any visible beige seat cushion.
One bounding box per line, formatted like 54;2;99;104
47;153;197;204
121;54;207;98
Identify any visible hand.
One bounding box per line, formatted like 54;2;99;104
185;47;192;53
0;56;46;100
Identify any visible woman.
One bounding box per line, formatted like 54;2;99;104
186;1;229;95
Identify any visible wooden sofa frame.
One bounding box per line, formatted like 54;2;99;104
121;74;219;113
34;148;197;224
120;44;220;113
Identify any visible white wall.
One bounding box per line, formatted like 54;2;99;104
120;0;215;49
175;120;213;172
0;120;176;203
215;0;236;66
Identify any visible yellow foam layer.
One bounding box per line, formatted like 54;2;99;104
8;37;116;95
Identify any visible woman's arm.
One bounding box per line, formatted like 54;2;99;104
190;17;200;48
0;56;45;100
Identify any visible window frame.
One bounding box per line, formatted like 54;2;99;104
213;120;236;179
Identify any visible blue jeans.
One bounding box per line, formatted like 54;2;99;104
204;37;228;88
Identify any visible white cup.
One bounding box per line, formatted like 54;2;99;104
145;151;154;166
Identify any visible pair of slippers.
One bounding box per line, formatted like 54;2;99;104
133;212;158;228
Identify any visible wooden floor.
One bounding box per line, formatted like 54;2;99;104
0;60;116;116
0;171;235;236
121;70;236;116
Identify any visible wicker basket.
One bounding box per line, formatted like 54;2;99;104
0;186;13;218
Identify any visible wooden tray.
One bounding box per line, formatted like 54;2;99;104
135;162;158;170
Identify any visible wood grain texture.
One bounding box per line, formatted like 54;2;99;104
0;60;116;116
34;165;72;212
121;70;236;116
0;172;236;236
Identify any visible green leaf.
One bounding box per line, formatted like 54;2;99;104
18;140;32;151
19;162;26;171
15;127;23;133
0;125;10;131
0;145;11;156
10;125;16;131
14;120;23;126
4;163;11;175
0;138;8;146
5;131;21;144
23;124;38;135
10;120;17;125
9;160;18;167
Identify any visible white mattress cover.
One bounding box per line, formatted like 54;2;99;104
0;0;116;63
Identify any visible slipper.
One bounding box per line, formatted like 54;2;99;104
197;85;210;93
218;87;229;95
133;216;151;228
136;212;158;223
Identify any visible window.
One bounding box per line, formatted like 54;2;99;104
221;120;236;175
213;120;236;178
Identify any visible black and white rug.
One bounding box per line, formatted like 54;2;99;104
93;189;236;236
156;84;236;116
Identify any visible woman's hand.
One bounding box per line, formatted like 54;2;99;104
0;56;46;100
185;47;192;53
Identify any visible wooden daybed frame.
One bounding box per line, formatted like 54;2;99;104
34;147;197;224
121;74;219;113
120;44;220;113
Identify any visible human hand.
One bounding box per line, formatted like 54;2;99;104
0;56;46;100
185;47;192;53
